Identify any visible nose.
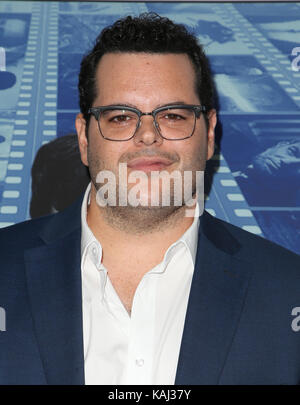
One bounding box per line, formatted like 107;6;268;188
133;114;163;146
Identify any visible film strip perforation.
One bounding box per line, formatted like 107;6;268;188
0;2;42;227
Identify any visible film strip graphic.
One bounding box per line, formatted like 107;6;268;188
205;152;263;235
0;2;59;227
212;3;300;105
0;1;42;227
204;2;300;233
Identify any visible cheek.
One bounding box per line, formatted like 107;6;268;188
181;136;207;167
88;136;125;172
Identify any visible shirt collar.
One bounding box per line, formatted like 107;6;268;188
181;201;200;265
159;202;200;271
81;183;103;270
81;182;93;257
81;182;200;270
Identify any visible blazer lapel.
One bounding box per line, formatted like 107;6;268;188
175;212;253;384
24;197;85;385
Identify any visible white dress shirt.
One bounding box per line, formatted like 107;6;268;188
81;183;200;385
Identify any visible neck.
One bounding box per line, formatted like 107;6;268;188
86;183;196;266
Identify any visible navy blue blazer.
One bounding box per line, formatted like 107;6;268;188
0;194;300;385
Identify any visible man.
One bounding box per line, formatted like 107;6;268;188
0;13;300;385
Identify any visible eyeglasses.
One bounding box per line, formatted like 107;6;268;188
87;104;206;141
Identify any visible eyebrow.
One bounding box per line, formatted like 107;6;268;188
103;101;191;109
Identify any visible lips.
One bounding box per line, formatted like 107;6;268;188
127;157;174;172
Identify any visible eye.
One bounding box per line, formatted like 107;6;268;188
163;113;185;121
109;114;131;123
157;108;192;122
101;109;138;127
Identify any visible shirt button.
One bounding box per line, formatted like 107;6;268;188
92;247;97;256
135;358;144;367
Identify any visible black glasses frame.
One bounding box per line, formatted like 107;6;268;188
87;104;206;141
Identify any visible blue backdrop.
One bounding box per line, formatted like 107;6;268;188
0;1;299;254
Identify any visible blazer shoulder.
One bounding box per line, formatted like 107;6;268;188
0;214;55;252
203;211;300;270
0;193;83;254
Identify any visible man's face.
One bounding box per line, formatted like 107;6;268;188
76;52;216;212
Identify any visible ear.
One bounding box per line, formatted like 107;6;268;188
75;113;89;166
206;109;217;161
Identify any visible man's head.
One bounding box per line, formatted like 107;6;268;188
75;13;217;232
30;134;90;219
78;13;215;127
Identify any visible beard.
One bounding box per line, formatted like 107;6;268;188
87;147;206;234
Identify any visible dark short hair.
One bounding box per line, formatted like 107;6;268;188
78;12;215;126
30;134;90;218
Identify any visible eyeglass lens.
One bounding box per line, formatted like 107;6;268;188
98;107;196;140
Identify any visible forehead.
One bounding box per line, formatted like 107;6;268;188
94;52;199;105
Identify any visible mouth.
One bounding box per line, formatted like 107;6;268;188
127;157;175;173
